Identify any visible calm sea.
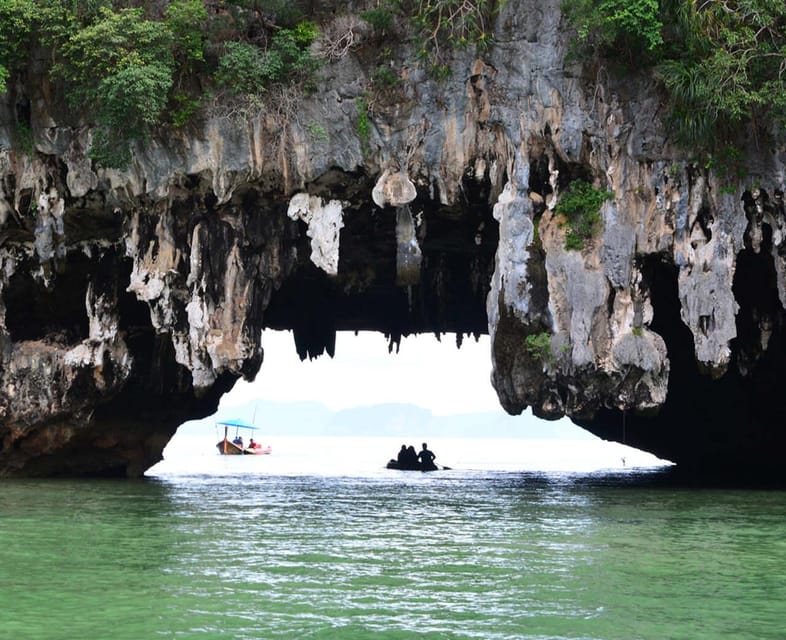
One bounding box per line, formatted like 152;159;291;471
1;436;784;640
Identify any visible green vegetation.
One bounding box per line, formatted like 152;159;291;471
165;0;207;66
54;7;174;99
170;92;202;129
564;0;786;150
48;6;176;165
355;95;371;154
555;180;612;251
306;119;329;143
215;42;269;95
371;64;399;90
0;0;34;90
524;332;553;364
360;7;395;33
704;144;746;180
15;119;33;155
410;0;497;74
360;0;500;78
92;62;174;166
563;0;663;61
0;0;321;167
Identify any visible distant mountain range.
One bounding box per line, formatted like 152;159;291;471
179;400;597;441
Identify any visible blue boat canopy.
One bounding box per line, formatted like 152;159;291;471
216;419;258;430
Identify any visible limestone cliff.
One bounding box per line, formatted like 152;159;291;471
1;0;785;477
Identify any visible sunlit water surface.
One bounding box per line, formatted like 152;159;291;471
1;437;785;639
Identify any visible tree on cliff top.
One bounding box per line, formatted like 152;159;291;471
564;0;786;150
0;0;35;91
50;7;176;165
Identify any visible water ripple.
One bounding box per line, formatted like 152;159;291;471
2;466;785;639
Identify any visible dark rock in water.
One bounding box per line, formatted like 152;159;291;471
1;0;786;480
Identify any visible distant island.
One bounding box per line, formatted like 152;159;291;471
178;400;597;441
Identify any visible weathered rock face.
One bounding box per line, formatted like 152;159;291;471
479;5;786;476
1;0;786;477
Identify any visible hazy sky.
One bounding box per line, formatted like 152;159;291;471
221;330;505;415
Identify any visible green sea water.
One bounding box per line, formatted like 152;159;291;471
1;445;785;639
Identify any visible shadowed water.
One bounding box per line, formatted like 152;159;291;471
1;438;784;639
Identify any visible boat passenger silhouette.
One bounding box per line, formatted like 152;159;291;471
388;444;422;470
418;442;437;471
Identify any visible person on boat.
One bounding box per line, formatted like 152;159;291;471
405;445;418;468
397;445;409;466
418;442;437;470
233;435;244;448
249;438;258;449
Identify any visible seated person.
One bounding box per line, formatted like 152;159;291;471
417;442;437;470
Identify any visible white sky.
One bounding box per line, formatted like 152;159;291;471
222;330;504;415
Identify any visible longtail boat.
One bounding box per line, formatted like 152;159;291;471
216;419;272;456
